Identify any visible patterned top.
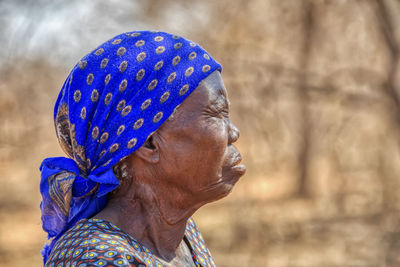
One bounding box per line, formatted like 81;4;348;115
45;217;216;267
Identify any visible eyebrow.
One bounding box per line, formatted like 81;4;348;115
211;94;230;110
217;86;227;98
220;87;230;107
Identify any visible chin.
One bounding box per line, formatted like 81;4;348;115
217;183;236;199
209;171;245;202
222;163;246;185
196;164;246;204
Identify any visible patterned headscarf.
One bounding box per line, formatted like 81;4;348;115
39;30;221;264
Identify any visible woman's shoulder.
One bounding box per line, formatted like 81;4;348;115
184;217;216;267
45;218;158;267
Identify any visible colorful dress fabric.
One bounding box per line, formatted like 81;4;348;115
45;217;216;267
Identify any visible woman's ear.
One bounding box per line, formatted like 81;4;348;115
134;135;160;163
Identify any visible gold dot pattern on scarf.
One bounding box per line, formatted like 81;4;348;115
87;73;94;85
203;53;210;60
102;159;112;167
100;132;109;144
154;61;163;71
135;40;145;47
153;112;163;123
172;56;180;66
78;60;87;69
155;46;165;54
185;67;194;77
99;149;107;158
121;105;132;117
189;52;197;60
80;107;86;120
117;125;125;135
92;126;99;139
95;48;104;55
91;89;99;102
105;74;111;85
174;43;182;49
116;100;126;112
104;93;113;105
136;52;146;62
154;36;164;42
136;69;145;81
202;65;211;72
109;143;119;153
141;99;151;110
190;42;196;47
117;47;126;56
147;79;158;91
133;118;144;130
100;58;109;69
172;35;180;39
73;90;81;102
119;61;128;73
127;138;137;149
160;91;170;103
112;39;122;45
129;32;141;37
119;79;128;92
179;84;189;96
167;72;176;83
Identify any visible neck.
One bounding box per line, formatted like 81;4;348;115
93;183;197;261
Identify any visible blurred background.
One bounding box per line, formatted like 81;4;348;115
1;0;400;266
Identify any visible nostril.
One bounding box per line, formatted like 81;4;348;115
229;123;240;144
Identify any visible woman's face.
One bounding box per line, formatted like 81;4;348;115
154;70;246;205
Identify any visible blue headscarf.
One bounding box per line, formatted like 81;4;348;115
39;30;221;264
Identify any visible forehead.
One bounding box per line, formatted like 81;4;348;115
199;71;227;99
159;71;227;129
190;70;228;108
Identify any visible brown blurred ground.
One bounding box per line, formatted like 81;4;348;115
1;0;400;266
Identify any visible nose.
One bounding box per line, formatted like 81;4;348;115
228;120;240;144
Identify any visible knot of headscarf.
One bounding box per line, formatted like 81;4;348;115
39;30;221;264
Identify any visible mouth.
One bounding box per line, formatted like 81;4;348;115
232;153;242;166
222;146;246;177
228;152;246;175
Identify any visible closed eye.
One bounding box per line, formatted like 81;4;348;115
211;97;229;116
203;94;230;118
202;106;228;119
211;107;229;118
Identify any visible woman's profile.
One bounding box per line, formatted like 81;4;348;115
40;30;246;267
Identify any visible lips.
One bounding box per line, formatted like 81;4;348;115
223;145;246;176
225;145;243;167
231;153;242;166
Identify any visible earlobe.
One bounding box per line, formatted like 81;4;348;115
135;135;160;164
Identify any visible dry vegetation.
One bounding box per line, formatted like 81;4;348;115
1;0;400;266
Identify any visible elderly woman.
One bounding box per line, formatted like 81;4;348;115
40;31;245;267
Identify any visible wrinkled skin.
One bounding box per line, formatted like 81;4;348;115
94;70;246;266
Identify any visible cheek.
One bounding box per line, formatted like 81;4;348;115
200;122;228;176
179;118;227;158
183;129;226;170
163;119;228;188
